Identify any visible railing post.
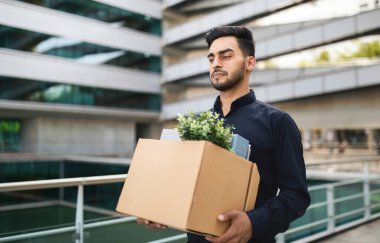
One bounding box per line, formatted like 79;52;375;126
275;233;285;243
327;184;335;233
363;161;371;219
75;185;84;243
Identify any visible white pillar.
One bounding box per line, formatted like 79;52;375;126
75;185;84;243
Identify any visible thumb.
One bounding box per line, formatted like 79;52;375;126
218;210;238;222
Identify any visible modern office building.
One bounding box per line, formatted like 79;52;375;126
1;1;380;243
1;0;379;157
0;0;162;156
161;0;380;152
0;2;168;240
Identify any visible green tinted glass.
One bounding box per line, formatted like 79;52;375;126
0;76;161;111
0;119;21;152
17;0;161;35
0;25;161;73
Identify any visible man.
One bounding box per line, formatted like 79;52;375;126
138;25;310;243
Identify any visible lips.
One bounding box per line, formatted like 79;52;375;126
212;71;227;78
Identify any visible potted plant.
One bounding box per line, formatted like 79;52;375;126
176;111;234;151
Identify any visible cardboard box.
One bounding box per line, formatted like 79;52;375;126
116;139;260;236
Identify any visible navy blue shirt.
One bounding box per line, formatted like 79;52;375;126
188;90;310;243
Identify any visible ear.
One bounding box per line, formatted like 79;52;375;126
246;56;256;72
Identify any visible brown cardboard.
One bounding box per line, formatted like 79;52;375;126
116;139;260;236
244;164;260;211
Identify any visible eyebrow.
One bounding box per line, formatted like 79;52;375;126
207;48;234;58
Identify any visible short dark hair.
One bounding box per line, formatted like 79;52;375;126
205;26;255;57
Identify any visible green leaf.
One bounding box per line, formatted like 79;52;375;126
175;110;234;150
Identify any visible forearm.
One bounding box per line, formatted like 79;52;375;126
247;188;310;238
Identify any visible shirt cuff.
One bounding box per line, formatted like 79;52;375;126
246;207;269;238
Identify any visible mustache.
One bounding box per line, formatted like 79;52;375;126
211;69;228;77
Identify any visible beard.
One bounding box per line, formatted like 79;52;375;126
210;62;245;91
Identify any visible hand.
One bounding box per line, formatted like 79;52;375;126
205;210;252;243
136;218;167;230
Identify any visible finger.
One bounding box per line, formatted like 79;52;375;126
145;225;164;230
137;218;155;227
207;227;237;243
218;210;239;221
145;225;156;229
205;236;217;242
144;223;158;229
136;218;147;225
206;234;234;243
136;217;167;230
151;223;167;229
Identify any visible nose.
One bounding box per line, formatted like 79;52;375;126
211;57;222;68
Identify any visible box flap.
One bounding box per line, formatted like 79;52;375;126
244;163;260;211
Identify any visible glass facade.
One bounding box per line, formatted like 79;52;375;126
0;25;161;73
17;0;161;36
0;0;162;155
0;76;161;111
0;119;21;152
335;129;368;148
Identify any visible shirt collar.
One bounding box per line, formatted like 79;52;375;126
213;89;256;115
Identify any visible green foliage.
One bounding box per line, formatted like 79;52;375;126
298;60;312;68
0;120;20;133
338;40;380;60
298;40;380;67
263;60;278;68
316;50;330;63
357;40;380;58
176;111;234;150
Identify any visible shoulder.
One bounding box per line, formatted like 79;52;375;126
254;100;288;118
254;100;299;129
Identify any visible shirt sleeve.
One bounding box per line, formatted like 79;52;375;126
246;113;311;239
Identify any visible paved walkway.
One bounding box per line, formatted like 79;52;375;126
314;218;380;243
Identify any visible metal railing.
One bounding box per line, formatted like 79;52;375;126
275;176;380;243
275;156;380;243
0;174;130;243
1;157;380;243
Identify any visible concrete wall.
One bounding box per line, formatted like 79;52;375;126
0;0;161;55
274;86;380;130
184;87;218;100
21;117;136;156
147;123;164;140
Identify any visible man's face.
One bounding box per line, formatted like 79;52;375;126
207;36;246;91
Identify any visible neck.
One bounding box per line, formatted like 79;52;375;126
219;82;250;116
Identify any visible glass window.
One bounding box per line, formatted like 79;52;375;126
0;76;161;111
17;0;161;36
0;119;21;152
0;25;161;73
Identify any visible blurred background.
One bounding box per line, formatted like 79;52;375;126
1;0;380;242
